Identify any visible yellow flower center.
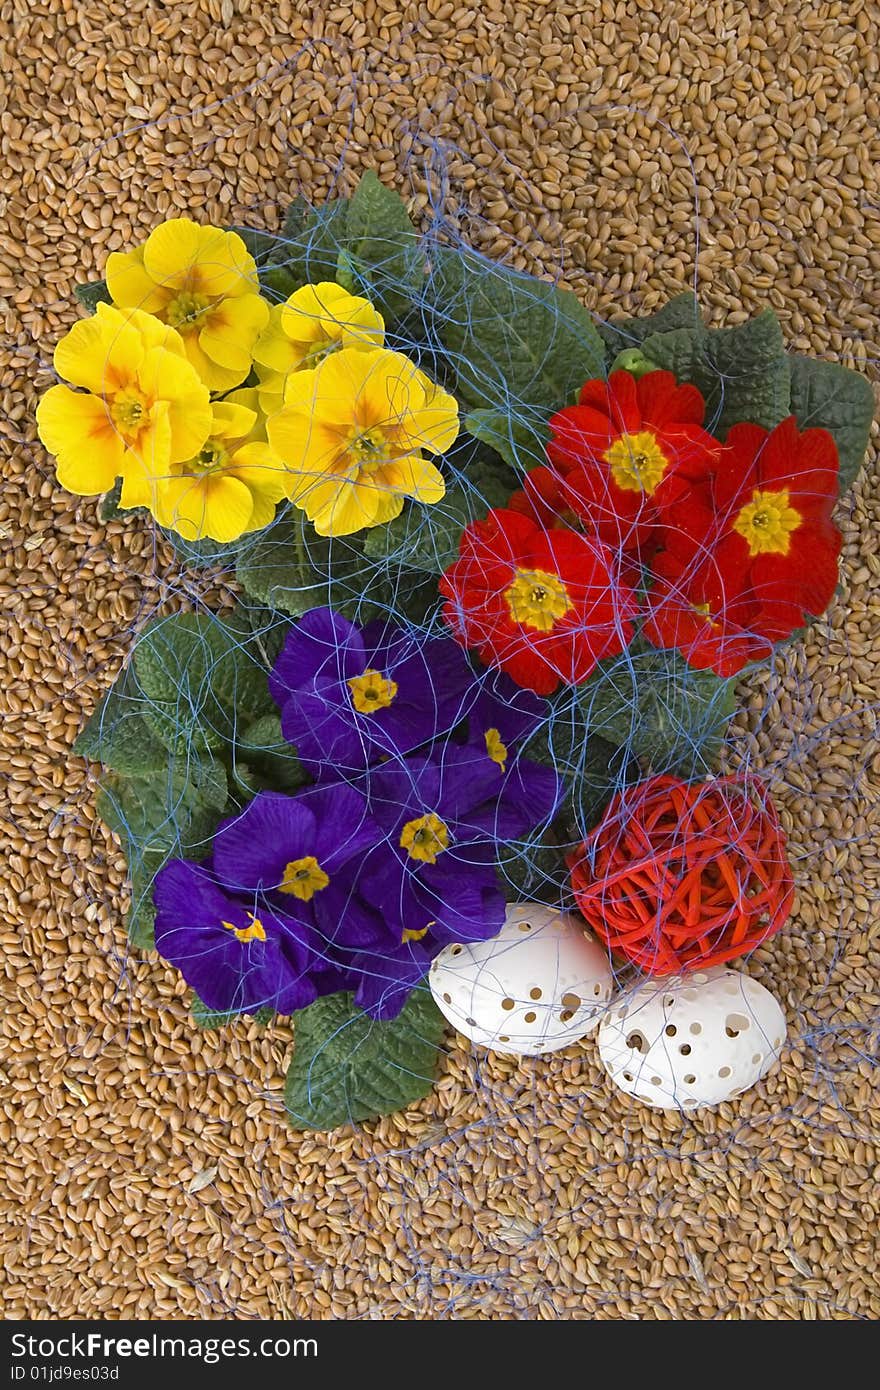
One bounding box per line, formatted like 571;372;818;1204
347;668;398;714
484;727;508;772
165;289;213;331
604;429;669;494
110;390;149;439
733;487;802;556
301;338;339;367
278;856;330;902
400;813;450;864
504;568;573;633
348;426;390;472
401;923;432;944
194;439;229;474
221;912;266;944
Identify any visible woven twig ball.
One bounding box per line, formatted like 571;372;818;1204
568;774;794;975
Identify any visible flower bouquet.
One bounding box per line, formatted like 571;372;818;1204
40;172;874;1128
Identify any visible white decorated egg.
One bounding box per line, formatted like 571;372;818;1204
429;902;614;1056
598;967;787;1110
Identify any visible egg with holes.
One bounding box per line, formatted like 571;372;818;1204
429;902;614;1056
598;967;787;1109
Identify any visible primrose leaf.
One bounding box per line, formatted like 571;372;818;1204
284;987;445;1131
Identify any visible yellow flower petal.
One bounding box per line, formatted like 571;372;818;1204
280;281;385;351
256;372;285;420
37;387;125;494
267;407;349;477
369;492;406;526
209;400;258;442
253;305;303;373
399;393;460;456
377;454;447;504
196;293;269;379
348;349;429;430
53;305;145;395
128;399;174;481
105;247;170;314
242;488;281;534
141;219;204;288
224;387;268;443
228;442;288;503
159;473;255;543
118;457;161;511
136;347;212;462
140;221;258;299
305;476;382;536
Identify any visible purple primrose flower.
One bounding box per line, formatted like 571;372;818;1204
269;607;481;775
153;860;318;1016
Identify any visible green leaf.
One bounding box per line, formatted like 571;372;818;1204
284;987;445;1131
598;292;702;356
577;649;737;777
643;310;791;436
788;355;875;494
75;279;112;311
464;408;550;473
431;247;605;412
236;515;438;626
191;995;275;1029
74;672;168;778
342;171;423;321
133;608;275;754
97;756;228;949
99;480;124;522
363;454;515;574
125;849;167;950
236;515;340;618
235;713;309;793
97;755;228;858
264;196;351;296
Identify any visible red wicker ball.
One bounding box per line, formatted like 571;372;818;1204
568;774;794;975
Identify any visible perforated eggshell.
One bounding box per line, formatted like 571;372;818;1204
429;902;614;1056
598;967;786;1110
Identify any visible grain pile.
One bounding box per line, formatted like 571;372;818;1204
2;0;879;1321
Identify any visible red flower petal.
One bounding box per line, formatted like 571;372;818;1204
636;370;706;427
439;507;636;694
751;521;841;617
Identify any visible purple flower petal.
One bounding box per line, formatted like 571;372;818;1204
417;858;507;941
278;675;368;771
271;611;476;776
296;782;385;871
350;945;432;1021
154;859;316;1015
211;792;318;894
468;672;547;749
268;608;364;707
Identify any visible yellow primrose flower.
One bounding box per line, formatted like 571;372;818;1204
267;347;459;537
105;219;270;392
132;398;288;544
252;283;385;416
35;302;211;498
251;309;290;419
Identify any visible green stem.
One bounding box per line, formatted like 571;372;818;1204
293;515;308;576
